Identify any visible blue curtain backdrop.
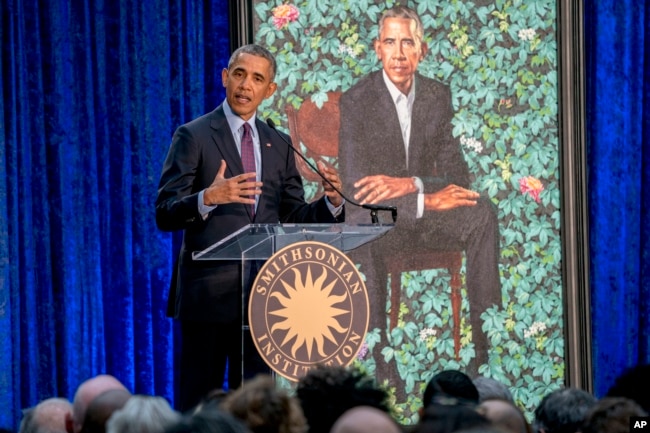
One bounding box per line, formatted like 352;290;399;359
0;0;648;429
585;0;650;396
0;0;230;428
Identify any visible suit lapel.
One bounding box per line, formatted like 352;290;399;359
210;106;244;177
371;72;408;173
409;74;432;173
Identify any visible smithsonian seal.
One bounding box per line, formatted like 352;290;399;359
248;241;369;381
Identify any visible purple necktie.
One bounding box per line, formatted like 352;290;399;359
241;122;256;216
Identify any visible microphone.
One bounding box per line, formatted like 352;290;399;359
266;118;397;224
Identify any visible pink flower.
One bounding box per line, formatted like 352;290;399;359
519;176;544;202
272;4;300;29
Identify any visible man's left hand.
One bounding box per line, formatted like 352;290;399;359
318;161;344;207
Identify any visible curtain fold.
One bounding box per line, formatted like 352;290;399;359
0;0;230;428
585;0;649;395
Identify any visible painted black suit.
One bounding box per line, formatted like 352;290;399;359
338;70;500;374
156;103;343;410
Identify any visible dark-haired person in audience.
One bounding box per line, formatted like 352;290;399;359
605;363;650;413
330;406;401;433
413;400;490;433
220;374;306;433
295;365;390;433
20;398;72;433
65;375;130;433
477;398;531;433
532;387;596;433
165;406;251;433
581;397;647;433
106;395;180;433
193;389;231;414
472;376;514;404
80;389;131;433
419;370;479;418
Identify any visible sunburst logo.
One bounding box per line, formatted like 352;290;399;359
248;241;369;381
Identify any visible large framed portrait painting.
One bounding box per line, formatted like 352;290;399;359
234;0;590;422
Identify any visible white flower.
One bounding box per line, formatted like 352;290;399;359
518;28;536;42
338;43;357;58
419;327;437;341
460;135;484;153
524;321;547;338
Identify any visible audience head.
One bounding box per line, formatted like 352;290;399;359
533;387;596;433
191;389;231;414
455;428;509;433
220;374;306;433
606;363;650;413
66;374;129;433
477;398;531;433
80;389;131;433
20;397;72;433
106;395;180;433
581;397;647;433
295;365;390;433
330;406;401;433
421;370;479;416
165;406;251;433
472;376;514;404
414;399;490;433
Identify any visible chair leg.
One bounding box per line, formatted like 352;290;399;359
450;269;462;361
389;272;400;329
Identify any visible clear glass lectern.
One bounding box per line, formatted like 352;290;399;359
192;223;393;384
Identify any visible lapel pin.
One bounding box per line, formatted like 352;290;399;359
265;143;272;147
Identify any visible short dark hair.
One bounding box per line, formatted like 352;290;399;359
414;401;490;433
422;370;479;408
581;397;647;433
296;365;390;433
228;44;277;81
533;388;596;433
606;363;650;413
165;407;251;433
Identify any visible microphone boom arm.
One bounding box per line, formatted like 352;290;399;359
266;118;397;224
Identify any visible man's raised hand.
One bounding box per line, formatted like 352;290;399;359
203;160;262;206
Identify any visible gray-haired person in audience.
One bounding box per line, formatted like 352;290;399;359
20;397;73;433
106;395;180;433
472;376;514;404
533;387;596;433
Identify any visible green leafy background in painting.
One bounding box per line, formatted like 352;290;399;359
254;0;562;422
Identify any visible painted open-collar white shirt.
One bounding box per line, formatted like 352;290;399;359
382;70;425;218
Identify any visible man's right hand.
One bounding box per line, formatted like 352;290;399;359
203;160;262;206
353;174;418;204
423;184;480;211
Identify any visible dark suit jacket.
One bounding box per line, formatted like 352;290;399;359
338;70;470;227
156;104;343;322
